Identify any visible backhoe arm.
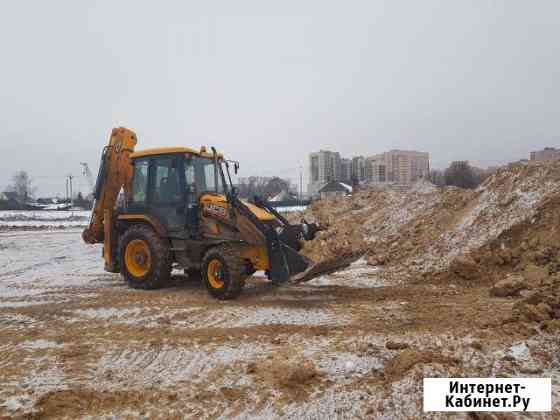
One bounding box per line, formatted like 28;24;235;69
82;127;137;244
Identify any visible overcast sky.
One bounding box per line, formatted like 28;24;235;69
1;1;559;196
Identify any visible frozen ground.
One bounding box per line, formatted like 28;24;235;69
1;229;559;419
0;208;304;230
0;210;90;230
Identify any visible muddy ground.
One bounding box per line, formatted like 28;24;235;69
1;229;558;419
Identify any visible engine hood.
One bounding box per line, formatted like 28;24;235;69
199;194;276;222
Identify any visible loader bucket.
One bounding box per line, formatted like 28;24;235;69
269;238;363;285
268;241;312;284
289;251;364;284
232;195;356;284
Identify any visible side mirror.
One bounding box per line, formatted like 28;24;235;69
234;162;239;174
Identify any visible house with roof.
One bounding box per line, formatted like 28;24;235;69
318;181;352;200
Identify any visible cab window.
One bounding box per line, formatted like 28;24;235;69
131;159;149;204
193;157;223;194
152;156;181;203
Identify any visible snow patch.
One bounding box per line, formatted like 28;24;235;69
0;395;36;414
95;343;265;389
73;307;142;320
20;339;64;350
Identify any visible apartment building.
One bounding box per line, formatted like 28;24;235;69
308;148;430;197
351;156;367;182
308;150;342;197
340;158;353;183
366;154;387;183
384;150;430;184
530;147;560;161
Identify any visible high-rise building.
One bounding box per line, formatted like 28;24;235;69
530;147;560;161
384;150;430;184
366;154;387;183
308;148;430;197
351;156;367;182
308;150;342;197
340;158;352;183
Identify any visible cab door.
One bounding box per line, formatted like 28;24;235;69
148;154;185;233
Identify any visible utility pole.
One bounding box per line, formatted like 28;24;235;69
299;165;303;206
67;175;74;206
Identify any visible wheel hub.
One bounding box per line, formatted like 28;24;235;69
207;259;225;289
134;252;147;266
125;239;152;278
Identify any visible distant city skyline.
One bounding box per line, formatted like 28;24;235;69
1;2;559;197
308;148;431;196
2;142;558;198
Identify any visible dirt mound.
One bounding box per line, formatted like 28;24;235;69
247;357;322;399
34;388;169;419
301;160;560;285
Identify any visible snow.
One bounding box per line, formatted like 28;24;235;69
0;230;113;308
275;205;308;213
94;343;265;389
508;342;531;361
20;339;64;350
74;307;143;320
0;210;90;229
183;306;347;328
275;389;369;420
409;179;438;194
313;351;383;379
0;395;36;414
339;182;353;192
0;313;37;328
305;258;384;288
21;363;67;391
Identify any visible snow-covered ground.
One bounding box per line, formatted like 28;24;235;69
0;229;107;307
0;210;90;229
275;205;308;213
0;207;304;229
1;227;559;419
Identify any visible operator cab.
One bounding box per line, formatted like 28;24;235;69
127;147;229;234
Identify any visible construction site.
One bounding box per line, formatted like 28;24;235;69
1;158;559;419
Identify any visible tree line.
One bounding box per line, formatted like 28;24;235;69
429;161;493;189
235;176;292;200
1;170;93;209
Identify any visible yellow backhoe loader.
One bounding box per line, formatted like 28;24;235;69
82;127;345;299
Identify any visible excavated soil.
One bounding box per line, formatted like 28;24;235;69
2;161;560;419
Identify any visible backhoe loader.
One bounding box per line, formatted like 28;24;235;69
82;127;345;299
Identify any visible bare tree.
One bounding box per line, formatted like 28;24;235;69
429;169;445;186
262;177;290;199
444;161;478;189
236;176;290;200
236;176;270;199
8;170;35;202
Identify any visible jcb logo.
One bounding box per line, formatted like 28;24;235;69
204;203;227;219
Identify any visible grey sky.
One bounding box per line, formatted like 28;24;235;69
1;1;558;196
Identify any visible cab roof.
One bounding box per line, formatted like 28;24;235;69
130;146;223;159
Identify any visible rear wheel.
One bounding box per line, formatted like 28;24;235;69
119;225;171;289
202;244;247;300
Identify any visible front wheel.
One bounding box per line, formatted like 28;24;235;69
202;244;247;300
119;225;171;290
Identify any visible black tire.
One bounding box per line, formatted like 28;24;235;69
119;224;171;290
202;244;247;300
